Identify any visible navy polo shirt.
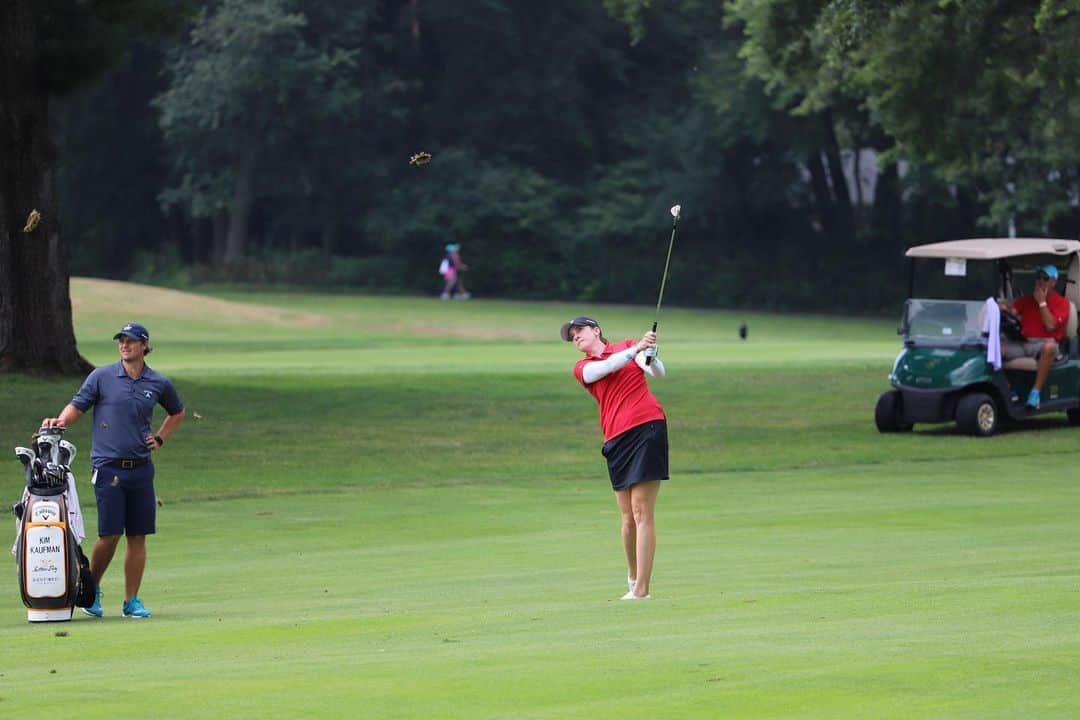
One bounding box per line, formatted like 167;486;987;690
70;361;184;468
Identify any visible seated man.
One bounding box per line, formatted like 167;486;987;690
998;264;1070;408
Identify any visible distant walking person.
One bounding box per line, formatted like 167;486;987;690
562;316;667;600
439;243;470;300
42;322;185;619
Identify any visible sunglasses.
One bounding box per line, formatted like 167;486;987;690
1036;274;1053;281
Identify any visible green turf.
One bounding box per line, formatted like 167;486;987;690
1;283;1078;718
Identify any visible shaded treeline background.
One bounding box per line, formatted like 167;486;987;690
46;0;1080;310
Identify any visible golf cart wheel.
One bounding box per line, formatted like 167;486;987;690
1068;407;1080;426
875;390;913;433
956;393;998;437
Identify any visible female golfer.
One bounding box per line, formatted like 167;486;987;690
561;315;667;600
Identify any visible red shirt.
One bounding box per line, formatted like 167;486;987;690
574;339;666;442
1013;291;1069;341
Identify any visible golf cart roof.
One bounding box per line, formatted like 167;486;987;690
905;238;1080;260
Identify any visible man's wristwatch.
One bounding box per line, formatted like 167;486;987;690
1039;301;1048;308
154;434;164;447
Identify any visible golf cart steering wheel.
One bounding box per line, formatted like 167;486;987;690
1000;310;1024;342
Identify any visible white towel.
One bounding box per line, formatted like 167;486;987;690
65;471;86;543
983;297;1001;370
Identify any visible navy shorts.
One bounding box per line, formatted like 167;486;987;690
92;461;156;536
601;420;669;492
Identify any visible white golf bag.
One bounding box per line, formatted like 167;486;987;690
11;427;94;622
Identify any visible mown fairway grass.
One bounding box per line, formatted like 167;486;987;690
1;278;1078;718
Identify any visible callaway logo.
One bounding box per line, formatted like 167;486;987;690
32;506;58;521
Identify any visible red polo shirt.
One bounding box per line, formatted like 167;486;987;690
1013;291;1069;341
574;339;666;442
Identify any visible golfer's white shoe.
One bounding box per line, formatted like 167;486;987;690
620;591;651;600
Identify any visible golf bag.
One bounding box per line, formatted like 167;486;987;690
11;427;94;622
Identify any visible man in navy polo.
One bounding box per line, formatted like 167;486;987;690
43;322;185;618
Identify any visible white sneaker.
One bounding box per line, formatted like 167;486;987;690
620;591;651;600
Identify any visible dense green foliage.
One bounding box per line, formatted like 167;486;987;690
51;0;1080;311
2;286;1079;717
726;0;1080;234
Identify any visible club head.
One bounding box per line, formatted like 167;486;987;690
670;204;681;220
34;436;56;464
44;462;67;485
29;457;46;486
59;440;76;466
15;447;35;467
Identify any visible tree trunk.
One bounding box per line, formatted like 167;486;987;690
805;150;834;237
871;162;901;254
0;2;91;375
224;147;257;266
821;111;855;244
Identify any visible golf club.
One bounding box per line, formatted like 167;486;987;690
43;462;66;488
29;457;45;486
646;204;681;365
34;428;61;465
34;436;54;463
15;447;35;467
59;440;76;466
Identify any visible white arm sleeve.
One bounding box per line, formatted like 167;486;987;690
582;348;639;384
635;353;665;378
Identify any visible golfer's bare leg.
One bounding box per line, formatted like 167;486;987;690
124;535;147;601
90;534;122;584
1033;341;1057;391
615;489;637;584
630;480;661;597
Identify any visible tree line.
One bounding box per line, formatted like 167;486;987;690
2;0;1078;372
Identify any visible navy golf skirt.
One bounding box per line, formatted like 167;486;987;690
601;420;669;492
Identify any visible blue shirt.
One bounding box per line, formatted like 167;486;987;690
70;361;184;468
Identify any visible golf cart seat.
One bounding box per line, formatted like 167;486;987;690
1002;299;1078;370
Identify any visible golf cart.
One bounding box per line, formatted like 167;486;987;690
876;238;1080;436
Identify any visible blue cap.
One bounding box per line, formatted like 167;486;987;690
113;322;149;342
1037;264;1059;280
445;243;460;252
